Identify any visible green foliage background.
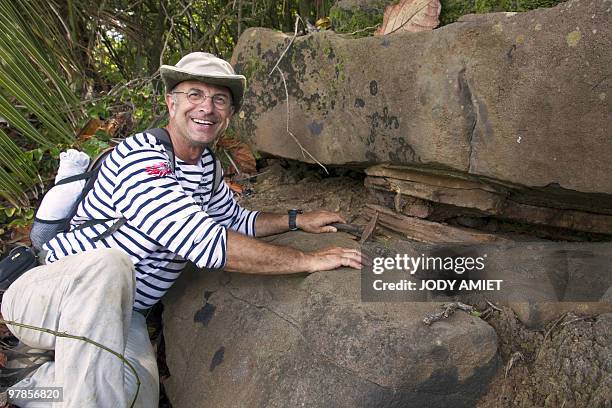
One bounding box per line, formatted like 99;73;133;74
0;0;565;222
439;0;564;25
330;0;564;34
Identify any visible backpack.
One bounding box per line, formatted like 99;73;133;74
29;127;223;252
0;246;38;291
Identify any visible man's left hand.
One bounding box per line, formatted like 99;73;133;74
297;210;346;233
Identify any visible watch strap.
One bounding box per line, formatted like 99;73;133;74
288;209;303;231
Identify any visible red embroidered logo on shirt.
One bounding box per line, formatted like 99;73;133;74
145;162;171;177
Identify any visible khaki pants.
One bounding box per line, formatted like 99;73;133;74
1;249;159;407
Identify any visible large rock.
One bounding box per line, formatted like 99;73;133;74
231;0;612;198
163;232;499;407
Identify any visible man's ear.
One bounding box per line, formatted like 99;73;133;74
165;93;176;117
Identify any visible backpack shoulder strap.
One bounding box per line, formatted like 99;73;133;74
145;127;175;172
210;150;224;194
54;170;95;186
60;148;114;233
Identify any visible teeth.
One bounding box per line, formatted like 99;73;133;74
193;119;214;125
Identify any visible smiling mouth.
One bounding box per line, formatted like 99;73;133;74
192;118;216;125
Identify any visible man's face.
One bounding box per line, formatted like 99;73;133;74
166;80;234;146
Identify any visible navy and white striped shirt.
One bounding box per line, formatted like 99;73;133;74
43;132;258;310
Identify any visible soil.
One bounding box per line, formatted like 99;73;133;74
477;309;611;408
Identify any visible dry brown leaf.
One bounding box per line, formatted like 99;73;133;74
0;351;6;367
216;137;242;150
376;0;441;35
0;312;13;339
77;118;104;141
226;178;243;194
103;112;134;138
0;324;10;339
218;137;257;175
9;224;32;246
228;144;257;174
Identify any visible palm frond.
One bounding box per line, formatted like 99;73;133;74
0;128;38;207
0;0;86;209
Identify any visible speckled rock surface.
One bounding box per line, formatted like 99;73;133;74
230;0;611;197
163;232;499;408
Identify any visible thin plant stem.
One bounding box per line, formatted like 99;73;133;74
268;14;328;174
274;67;328;174
268;14;301;76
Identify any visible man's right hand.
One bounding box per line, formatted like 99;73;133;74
226;230;363;275
304;247;363;272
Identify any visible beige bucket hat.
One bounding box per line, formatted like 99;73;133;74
160;52;246;109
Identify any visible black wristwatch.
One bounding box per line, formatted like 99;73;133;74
288;209;303;231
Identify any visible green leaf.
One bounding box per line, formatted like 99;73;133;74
50;146;61;159
80;137;110;159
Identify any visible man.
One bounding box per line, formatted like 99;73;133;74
1;52;362;407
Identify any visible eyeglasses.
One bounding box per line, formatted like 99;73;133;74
172;90;232;110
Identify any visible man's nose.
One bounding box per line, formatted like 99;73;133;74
198;95;215;113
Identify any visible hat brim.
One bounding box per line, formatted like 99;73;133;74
160;65;246;110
